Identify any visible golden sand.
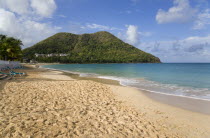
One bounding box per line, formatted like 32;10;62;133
0;67;209;137
0;80;175;137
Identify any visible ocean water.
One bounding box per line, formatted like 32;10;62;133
42;63;210;100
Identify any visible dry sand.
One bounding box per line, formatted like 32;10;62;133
110;85;210;138
0;67;210;137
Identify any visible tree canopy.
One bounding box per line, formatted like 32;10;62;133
0;35;23;61
23;31;161;63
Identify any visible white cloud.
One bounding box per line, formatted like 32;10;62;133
0;0;56;17
0;7;60;47
156;0;197;24
63;22;123;35
0;9;20;35
117;25;152;46
21;20;60;46
31;0;56;18
85;24;110;30
0;0;56;18
126;25;139;45
193;9;210;30
82;23;121;31
140;35;210;62
0;0;59;47
0;0;29;15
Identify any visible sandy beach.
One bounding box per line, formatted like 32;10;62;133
0;66;210;137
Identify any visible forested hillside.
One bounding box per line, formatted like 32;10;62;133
23;31;161;63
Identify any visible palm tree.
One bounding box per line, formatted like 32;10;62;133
0;35;6;40
0;35;7;60
0;35;23;61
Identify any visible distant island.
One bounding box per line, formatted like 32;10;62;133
23;31;161;63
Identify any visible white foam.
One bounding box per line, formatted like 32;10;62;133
99;75;210;101
41;66;210;101
98;76;139;86
137;87;210;102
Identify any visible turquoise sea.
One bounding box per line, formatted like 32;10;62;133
42;63;210;100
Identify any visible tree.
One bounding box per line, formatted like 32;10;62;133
23;31;161;63
0;35;23;61
0;35;7;60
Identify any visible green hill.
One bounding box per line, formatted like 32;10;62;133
23;31;161;63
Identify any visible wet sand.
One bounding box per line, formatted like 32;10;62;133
0;66;210;137
144;91;210;115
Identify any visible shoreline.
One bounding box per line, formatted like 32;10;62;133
143;90;210;115
40;65;210;115
108;85;210;137
39;66;210;137
1;65;210;137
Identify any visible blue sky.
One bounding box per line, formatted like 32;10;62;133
1;0;210;62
